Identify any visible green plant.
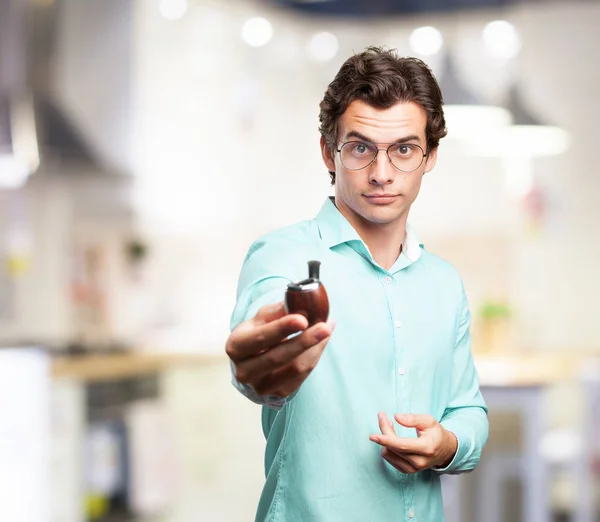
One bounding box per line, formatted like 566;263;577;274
479;301;512;320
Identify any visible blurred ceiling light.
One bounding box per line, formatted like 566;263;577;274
472;124;570;160
242;17;273;47
467;85;570;198
408;26;443;56
482;20;521;61
469;85;570;158
445;105;512;139
440;55;512;140
159;0;187;21
306;31;339;62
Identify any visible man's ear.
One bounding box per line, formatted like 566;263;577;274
320;136;336;172
424;146;438;173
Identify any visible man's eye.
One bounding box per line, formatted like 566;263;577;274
353;143;371;154
394;144;414;156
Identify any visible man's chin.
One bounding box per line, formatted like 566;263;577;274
361;209;407;227
366;203;407;220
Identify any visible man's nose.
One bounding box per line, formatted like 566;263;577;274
369;150;395;185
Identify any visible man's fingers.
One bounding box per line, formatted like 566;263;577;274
234;321;333;386
400;453;430;471
371;413;441;472
256;321;331;372
394;413;436;430
251;333;331;396
370;434;427;455
377;412;396;437
371;431;428;473
382;448;419;474
254;301;288;324
227;311;309;362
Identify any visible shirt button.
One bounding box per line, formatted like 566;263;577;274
408;510;415;519
397;366;406;376
394;320;403;328
384;276;393;284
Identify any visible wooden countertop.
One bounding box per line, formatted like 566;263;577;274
51;351;599;385
474;353;597;387
51;352;224;381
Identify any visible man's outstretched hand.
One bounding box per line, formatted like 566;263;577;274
226;301;335;399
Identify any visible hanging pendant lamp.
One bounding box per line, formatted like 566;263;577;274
467;83;570;158
440;54;512;140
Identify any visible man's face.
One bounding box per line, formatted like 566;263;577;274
321;99;437;231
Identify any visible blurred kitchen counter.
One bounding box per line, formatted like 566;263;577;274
474;352;598;387
51;351;225;381
50;351;599;385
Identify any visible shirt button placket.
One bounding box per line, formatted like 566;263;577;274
388;274;407;432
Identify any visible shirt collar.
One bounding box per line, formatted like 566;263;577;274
315;197;422;262
315;197;362;248
403;222;422;263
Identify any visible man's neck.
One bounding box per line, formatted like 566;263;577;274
358;220;406;271
334;199;407;271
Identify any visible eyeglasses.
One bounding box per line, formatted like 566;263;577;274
336;141;428;172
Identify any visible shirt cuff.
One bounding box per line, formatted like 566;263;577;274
431;421;469;473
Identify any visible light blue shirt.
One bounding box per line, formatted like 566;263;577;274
230;197;488;522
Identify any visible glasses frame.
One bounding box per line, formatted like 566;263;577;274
336;140;429;173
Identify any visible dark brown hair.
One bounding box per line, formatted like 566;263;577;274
318;46;447;184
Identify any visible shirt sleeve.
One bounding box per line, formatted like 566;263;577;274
433;285;489;474
228;237;307;410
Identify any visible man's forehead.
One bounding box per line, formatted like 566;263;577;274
339;100;427;140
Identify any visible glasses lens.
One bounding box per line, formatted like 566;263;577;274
387;143;425;172
340;141;377;170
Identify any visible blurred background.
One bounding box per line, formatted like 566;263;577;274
1;0;599;521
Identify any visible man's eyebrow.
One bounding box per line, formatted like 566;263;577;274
343;130;422;145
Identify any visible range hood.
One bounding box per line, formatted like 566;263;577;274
0;0;108;189
268;0;511;17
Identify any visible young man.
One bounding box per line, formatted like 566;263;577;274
226;47;488;521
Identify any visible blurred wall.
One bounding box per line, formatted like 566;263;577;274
0;178;72;344
128;0;600;353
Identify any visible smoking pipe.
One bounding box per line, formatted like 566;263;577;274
284;260;329;326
